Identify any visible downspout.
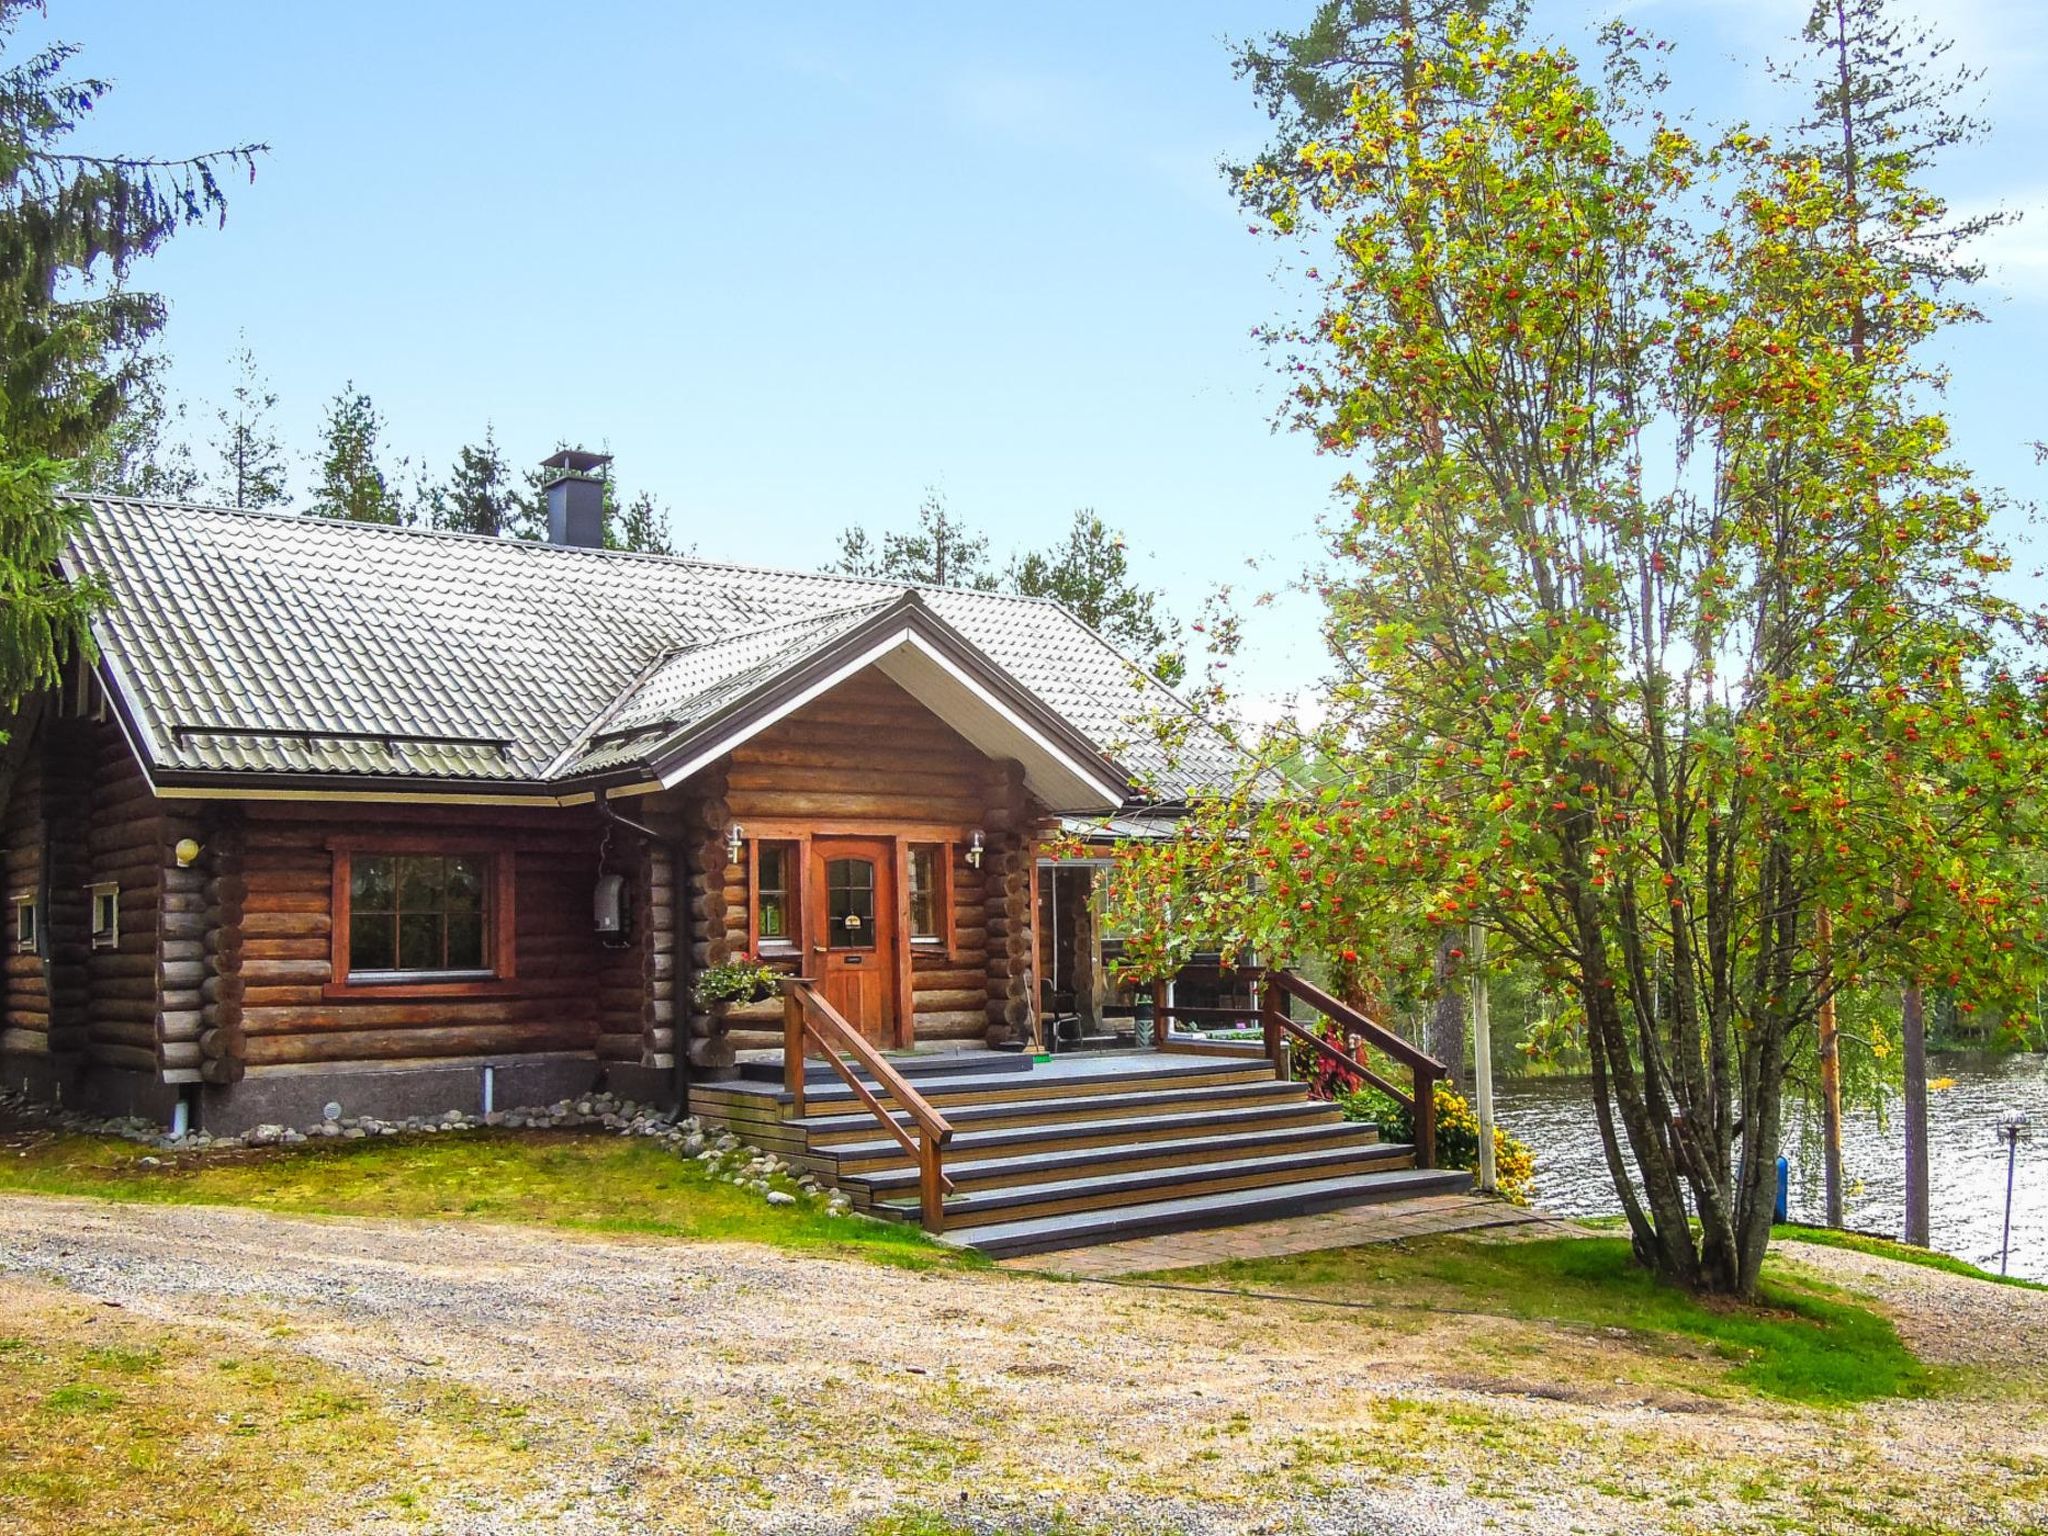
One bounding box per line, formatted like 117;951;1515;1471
593;789;684;1106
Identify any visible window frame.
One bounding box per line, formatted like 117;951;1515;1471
326;837;518;999
11;893;37;955
86;881;119;950
748;838;802;955
906;842;954;950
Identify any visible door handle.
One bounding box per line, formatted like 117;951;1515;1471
812;945;827;954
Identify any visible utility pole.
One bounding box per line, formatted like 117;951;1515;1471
1470;921;1495;1195
1818;908;1844;1227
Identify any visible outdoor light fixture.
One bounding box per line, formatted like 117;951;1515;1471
966;830;984;869
1999;1109;2031;1276
727;822;745;867
173;838;201;868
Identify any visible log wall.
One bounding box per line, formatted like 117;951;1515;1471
229;803;619;1069
2;707;165;1073
0;724;51;1058
712;669;1034;1053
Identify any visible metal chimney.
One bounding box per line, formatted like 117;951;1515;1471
539;448;611;548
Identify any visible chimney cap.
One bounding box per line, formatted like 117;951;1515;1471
539;447;612;479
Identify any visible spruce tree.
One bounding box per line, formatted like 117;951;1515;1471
0;0;262;709
834;491;996;589
210;337;288;508
307;384;404;525
81;368;200;500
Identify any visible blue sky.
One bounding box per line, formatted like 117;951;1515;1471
43;1;2048;707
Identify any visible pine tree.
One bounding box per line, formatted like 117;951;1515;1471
307;384;404;525
1010;509;1182;680
433;425;512;536
829;525;881;577
0;1;262;709
210;337;288;508
609;487;676;556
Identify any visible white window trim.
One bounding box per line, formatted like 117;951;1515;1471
11;893;37;954
87;881;120;950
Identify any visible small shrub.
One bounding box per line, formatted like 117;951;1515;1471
1341;1081;1536;1204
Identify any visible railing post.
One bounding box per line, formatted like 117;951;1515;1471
919;1135;946;1233
782;982;806;1122
1151;978;1166;1051
1414;1066;1437;1170
1260;976;1288;1081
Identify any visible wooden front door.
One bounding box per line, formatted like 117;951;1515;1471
809;837;898;1045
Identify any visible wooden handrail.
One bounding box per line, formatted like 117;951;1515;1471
1265;970;1445;1077
1258;970;1446;1171
782;979;954;1231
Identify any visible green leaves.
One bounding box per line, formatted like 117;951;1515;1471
1119;0;2047;1295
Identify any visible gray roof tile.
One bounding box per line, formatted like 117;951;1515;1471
63;496;1243;800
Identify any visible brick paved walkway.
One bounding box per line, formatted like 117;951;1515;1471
1002;1193;1561;1278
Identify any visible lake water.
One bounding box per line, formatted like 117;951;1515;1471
1491;1053;2048;1281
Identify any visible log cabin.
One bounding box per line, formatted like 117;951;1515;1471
2;465;1461;1251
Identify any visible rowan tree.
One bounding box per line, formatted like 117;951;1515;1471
1109;12;2048;1296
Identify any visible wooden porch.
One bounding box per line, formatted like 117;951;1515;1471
689;971;1465;1257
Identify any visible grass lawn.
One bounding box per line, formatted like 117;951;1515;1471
1149;1233;1937;1405
0;1127;976;1269
0;1286;533;1536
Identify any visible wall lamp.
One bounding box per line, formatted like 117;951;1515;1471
726;822;745;867
966;829;984;870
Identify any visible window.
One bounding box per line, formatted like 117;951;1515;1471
11;894;35;954
908;844;949;945
825;857;877;950
347;853;492;977
754;842;797;949
87;882;119;950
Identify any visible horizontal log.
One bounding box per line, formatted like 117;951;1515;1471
686;1035;737;1070
727;762;986;796
910;988;987;1012
243;1022;592;1066
88;1042;161;1074
161;1039;201;1069
914;1013;988;1042
88;1017;158;1049
594;1032;643;1062
242;998;594;1034
243;890;332;915
242;958;337;986
160;1008;204;1041
727;790;986;823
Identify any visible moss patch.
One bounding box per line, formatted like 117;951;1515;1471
0;1129;977;1269
1154;1234;1934;1405
0;1287;529;1536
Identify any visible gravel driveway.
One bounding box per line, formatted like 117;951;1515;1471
2;1194;2042;1536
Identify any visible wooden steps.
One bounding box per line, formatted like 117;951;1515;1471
953;1168;1472;1259
688;1050;1471;1255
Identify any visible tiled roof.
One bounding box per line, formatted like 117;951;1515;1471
63;496;1243;801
